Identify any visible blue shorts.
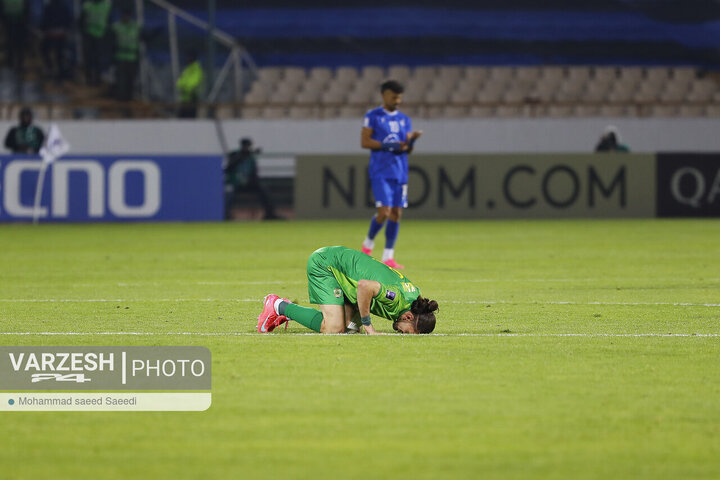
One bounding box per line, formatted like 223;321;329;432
371;177;408;208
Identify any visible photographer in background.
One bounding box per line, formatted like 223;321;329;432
595;125;630;153
4;108;45;154
224;138;281;220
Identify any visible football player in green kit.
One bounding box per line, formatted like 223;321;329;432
257;246;438;335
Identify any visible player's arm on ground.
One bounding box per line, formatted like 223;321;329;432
357;279;384;335
361;127;383;150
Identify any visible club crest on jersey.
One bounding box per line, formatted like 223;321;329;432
385;290;396;300
334;288;342;298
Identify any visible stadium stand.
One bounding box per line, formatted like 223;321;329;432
1;0;719;119
235;65;720;119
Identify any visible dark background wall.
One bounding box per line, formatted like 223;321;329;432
136;0;720;67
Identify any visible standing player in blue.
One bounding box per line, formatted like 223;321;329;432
360;80;422;269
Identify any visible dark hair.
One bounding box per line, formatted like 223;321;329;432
381;80;404;94
410;296;438;334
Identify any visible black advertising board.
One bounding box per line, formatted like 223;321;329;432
657;153;720;217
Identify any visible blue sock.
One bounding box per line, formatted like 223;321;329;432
385;220;400;249
367;215;385;240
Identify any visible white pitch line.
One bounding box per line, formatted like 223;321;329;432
0;298;259;303
0;332;718;338
70;281;306;287
445;300;720;307
425;277;718;284
195;281;304;286
1;299;718;307
67;278;720;287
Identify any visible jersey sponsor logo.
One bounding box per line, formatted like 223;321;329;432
382;134;402;144
385;290;396;300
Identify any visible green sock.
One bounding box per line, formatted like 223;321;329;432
283;303;323;333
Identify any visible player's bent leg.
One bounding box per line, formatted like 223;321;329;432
304;250;346;332
279;302;324;333
318;304;345;334
364;175;394;254
383;206;404;269
363;207;390;255
388;207;402;222
273;302;344;334
375;206;391;223
362;211;384;255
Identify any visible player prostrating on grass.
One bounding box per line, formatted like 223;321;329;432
257;246;437;334
360;80;423;269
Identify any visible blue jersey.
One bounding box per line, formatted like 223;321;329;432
363;107;412;182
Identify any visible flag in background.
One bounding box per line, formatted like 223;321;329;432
33;124;71;223
39;123;70;164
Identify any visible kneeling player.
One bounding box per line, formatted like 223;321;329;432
257;246;438;334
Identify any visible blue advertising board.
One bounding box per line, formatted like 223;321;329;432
0;155;223;222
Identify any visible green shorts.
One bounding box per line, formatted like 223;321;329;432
306;248;345;306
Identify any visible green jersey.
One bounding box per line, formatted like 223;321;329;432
177;61;204;103
2;0;25;18
307;246;420;321
112;20;140;62
82;0;112;38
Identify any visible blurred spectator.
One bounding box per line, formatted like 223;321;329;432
595;125;630;152
111;8;139;101
41;0;72;84
4;108;45;154
1;0;30;75
80;0;112;86
224;138;280;220
176;52;204;118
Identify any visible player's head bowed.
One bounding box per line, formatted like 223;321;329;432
394;296;438;334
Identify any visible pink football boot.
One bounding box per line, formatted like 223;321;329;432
257;294;289;333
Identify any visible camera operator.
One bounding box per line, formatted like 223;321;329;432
224;137;281;220
595;125;630;153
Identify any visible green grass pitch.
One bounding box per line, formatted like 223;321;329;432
1;219;719;479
